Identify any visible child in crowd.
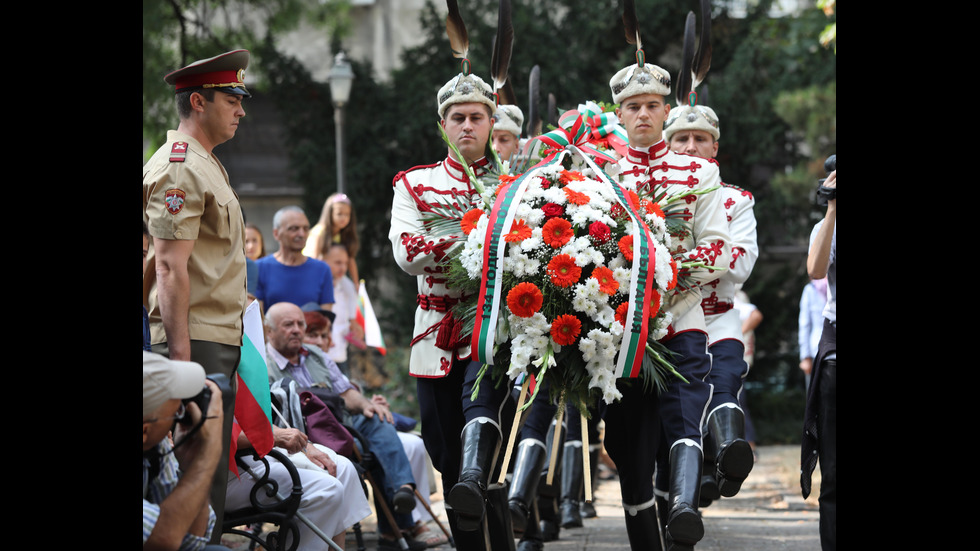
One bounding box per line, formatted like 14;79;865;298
245;222;265;260
305;193;360;284
323;243;364;376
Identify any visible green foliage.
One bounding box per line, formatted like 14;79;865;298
142;0;351;151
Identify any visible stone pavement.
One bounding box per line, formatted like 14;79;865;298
224;445;822;550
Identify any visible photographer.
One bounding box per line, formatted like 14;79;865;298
801;163;836;551
143;351;225;550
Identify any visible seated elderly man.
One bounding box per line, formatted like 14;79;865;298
143;351;224;550
227;421;369;550
264;302;425;549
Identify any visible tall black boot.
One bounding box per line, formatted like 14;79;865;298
508;439;547;533
446;509;488;551
448;417;502;531
537;419;563;542
486;484;517;551
699;425;719;507
580;444;600;518
559;441;584;528
624;501;664;550
665;441;704;551
516;502;543;551
707;404;754;497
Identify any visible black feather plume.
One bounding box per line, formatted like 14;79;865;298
490;0;514;92
445;0;469;60
691;0;712;89
527;65;540;138
623;0;642;52
677;12;696;106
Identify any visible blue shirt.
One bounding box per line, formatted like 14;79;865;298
254;255;335;309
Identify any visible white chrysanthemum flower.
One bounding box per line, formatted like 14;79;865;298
526;208;545;227
581;278;602;299
613;267;632;293
542;186;565;204
596;305;616;327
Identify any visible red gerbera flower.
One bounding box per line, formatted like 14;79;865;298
667;259;678;290
590;266;619;295
559;170;586;185
615;302;630;326
627;190;641;210
563;187;591;206
507;282;544;318
648;289;662;316
505;219;533;242
618;235;634;262
547;254;582;288
542;217;574;248
461;209;483;235
646;200;665;219
550;314;582;345
499;173;519;184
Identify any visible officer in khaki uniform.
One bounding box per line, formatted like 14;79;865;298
142;49;250;536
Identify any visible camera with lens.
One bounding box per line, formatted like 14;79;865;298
816;154;836;207
179;373;232;425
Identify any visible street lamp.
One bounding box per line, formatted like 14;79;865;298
328;51;355;194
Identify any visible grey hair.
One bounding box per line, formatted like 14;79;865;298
272;205;306;230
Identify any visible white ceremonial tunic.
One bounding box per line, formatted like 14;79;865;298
701;182;758;345
616;140;731;336
389;155;491;378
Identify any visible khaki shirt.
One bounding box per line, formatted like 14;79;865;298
143;130;247;347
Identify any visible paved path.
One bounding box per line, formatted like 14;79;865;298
224;445;822;550
538;444;821;550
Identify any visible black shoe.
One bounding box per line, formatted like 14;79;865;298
539;518;560;542
580;500;597;519
393;486;416;514
560;498;582;528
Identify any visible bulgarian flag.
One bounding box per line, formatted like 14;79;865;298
230;299;274;474
356;281;386;355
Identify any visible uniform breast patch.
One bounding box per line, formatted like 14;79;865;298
169;142;189;162
165;189;186;214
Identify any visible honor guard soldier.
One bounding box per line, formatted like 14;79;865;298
389;65;517;550
492;104;524;163
143;49;250;534
602;54;730;550
665;102;758;505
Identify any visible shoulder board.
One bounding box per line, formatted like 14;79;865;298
169;142;189;163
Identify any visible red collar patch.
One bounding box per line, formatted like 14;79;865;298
165;189;186;215
169;142;189;162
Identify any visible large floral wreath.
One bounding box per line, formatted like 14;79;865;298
423;105;715;415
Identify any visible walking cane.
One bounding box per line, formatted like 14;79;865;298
414;488;456;548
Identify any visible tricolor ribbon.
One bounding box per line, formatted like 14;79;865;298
535;102;629;165
568;145;656;378
472;155;565;365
